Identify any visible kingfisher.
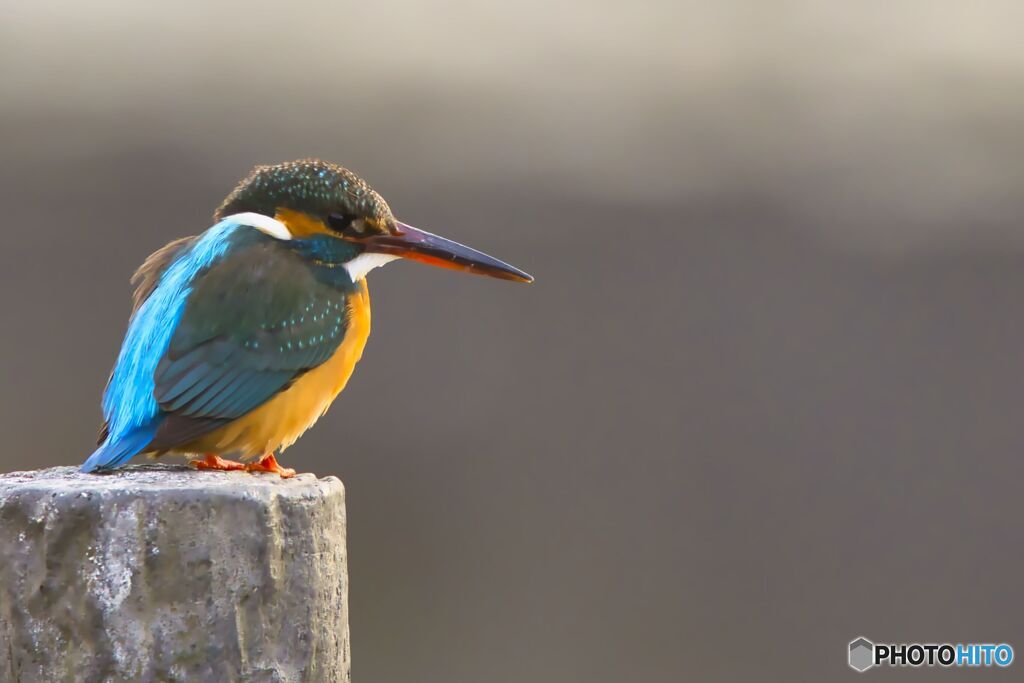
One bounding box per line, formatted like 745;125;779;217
81;159;532;477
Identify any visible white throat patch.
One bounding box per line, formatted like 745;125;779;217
224;212;292;240
343;253;400;282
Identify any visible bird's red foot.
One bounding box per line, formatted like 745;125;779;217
191;453;246;472
245;453;296;478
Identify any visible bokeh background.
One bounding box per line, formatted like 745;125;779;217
3;1;1024;680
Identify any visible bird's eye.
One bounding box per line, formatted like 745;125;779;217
327;213;369;237
327;212;355;233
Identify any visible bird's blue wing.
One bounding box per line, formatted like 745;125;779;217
146;235;350;449
83;217;351;472
84;219;251;471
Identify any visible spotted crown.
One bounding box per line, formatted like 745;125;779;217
215;159;394;231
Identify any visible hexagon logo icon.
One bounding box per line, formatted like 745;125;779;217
849;637;875;672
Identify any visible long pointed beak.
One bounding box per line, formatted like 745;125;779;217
362;221;533;283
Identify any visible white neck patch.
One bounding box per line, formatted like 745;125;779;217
344;253;400;282
223;212;292;240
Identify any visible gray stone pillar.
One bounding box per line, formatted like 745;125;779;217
0;465;350;683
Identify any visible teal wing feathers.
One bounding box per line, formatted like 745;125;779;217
149;239;350;449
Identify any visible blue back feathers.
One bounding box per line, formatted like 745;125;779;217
82;219;245;472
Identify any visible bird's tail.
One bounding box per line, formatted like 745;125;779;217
80;422;159;473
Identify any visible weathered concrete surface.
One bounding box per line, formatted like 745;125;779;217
0;465;349;683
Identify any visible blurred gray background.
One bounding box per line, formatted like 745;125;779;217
3;1;1024;680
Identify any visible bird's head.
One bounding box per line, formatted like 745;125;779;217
215;159;532;283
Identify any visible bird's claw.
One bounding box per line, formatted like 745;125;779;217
245;453;296;478
191;454;246;471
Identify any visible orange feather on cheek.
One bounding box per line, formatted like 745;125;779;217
274;208;334;238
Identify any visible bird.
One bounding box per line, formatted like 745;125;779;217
81;159;532;477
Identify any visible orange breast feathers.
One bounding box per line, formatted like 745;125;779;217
181;281;372;458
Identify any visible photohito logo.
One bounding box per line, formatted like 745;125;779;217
848;637;1013;672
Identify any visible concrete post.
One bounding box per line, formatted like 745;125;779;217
0;465;350;683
